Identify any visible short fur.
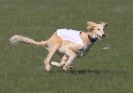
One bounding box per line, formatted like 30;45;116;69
9;21;108;71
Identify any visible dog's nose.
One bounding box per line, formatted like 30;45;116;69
102;34;105;37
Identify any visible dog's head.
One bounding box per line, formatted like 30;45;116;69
87;21;108;40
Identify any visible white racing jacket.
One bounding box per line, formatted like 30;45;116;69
57;28;84;46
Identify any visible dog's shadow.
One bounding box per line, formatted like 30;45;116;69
55;69;132;75
70;69;101;74
70;69;132;75
38;66;132;75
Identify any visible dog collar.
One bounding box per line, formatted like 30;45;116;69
88;35;97;43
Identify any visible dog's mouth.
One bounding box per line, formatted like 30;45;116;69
97;34;104;40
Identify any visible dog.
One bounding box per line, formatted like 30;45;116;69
9;21;108;71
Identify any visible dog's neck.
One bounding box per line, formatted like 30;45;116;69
88;36;97;43
88;32;97;43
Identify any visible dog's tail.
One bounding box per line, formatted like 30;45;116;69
9;35;47;47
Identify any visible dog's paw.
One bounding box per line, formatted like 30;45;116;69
45;64;51;72
63;65;73;71
68;65;73;70
51;61;61;67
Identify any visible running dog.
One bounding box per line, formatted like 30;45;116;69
9;21;108;71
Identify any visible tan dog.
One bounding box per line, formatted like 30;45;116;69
9;21;108;71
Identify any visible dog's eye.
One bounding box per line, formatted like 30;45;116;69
97;29;100;30
103;28;106;30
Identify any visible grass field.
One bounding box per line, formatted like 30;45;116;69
0;0;133;93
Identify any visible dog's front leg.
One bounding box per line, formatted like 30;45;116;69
51;55;68;67
79;43;90;57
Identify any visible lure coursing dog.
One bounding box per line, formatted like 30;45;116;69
9;21;108;71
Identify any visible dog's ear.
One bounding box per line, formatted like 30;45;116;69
87;21;96;30
101;22;108;27
87;21;96;26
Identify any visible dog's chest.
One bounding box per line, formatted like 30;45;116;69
78;41;93;57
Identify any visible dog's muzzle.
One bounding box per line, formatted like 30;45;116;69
102;34;105;38
97;34;105;40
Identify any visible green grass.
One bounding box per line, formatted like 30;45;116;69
0;0;133;93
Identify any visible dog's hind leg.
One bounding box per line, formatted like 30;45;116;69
44;46;60;71
59;55;68;67
63;49;77;71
